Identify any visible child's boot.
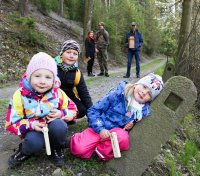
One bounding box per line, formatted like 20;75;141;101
8;143;30;168
52;147;65;167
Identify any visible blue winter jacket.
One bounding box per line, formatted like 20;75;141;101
87;81;151;133
125;29;143;50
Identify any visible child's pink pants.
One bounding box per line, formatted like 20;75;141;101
70;128;129;160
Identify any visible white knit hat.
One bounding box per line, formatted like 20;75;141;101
26;52;57;81
135;73;164;100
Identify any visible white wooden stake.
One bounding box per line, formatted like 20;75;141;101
42;126;51;155
110;132;121;158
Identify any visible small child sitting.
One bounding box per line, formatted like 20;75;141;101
70;73;164;160
5;52;78;168
54;40;93;119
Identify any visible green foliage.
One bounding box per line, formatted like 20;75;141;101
11;15;46;47
15;16;35;29
92;0;163;59
33;0;52;15
193;153;200;175
30;0;60;15
51;0;60;13
141;0;162;55
160;28;177;58
165;154;182;176
178;140;198;166
182;113;194;125
181;113;199;140
154;64;165;75
0;99;9;115
65;0;84;22
0;73;7;83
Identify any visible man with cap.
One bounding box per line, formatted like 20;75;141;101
124;22;143;78
95;22;110;77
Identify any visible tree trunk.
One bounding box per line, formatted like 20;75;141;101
175;0;193;75
82;0;94;58
60;0;64;17
19;0;29;17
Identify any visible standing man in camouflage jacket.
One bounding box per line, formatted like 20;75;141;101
95;22;110;77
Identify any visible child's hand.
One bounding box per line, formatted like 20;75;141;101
46;109;62;123
34;123;46;132
100;129;110;139
124;122;134;131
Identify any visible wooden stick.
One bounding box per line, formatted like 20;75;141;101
42;126;51;155
110;132;121;158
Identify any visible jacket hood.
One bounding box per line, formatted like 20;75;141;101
18;72;61;100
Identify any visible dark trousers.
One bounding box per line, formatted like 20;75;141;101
126;49;140;77
22;119;68;155
72;97;87;118
87;56;95;75
97;48;108;74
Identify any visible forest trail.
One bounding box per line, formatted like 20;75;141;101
0;57;166;99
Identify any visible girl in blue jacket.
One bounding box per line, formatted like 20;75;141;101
70;73;164;160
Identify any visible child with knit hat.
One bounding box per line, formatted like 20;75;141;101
54;40;93;119
5;52;78;168
70;73;164;160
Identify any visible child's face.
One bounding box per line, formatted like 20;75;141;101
61;49;78;65
30;69;54;93
133;84;152;104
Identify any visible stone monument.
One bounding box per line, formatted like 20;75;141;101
107;76;197;176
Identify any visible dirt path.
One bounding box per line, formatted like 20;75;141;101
0;58;166;99
0;57;166;175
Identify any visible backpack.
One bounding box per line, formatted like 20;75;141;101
73;69;81;98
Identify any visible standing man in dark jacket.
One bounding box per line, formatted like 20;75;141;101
124;22;143;78
95;22;110;77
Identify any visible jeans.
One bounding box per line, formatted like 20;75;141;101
126;49;140;77
22;119;68;155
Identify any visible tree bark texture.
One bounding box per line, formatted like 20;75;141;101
19;0;29;17
60;0;64;17
175;0;193;75
82;0;94;58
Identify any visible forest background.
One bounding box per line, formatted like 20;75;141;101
0;0;200;175
1;0;200;103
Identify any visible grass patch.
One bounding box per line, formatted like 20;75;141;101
165;154;182;176
154;64;165;75
0;99;9;115
140;58;164;72
0;81;18;89
178;140;198;166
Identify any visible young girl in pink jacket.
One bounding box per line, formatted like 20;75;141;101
5;52;78;168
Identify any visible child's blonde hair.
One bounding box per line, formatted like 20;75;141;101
125;83;135;99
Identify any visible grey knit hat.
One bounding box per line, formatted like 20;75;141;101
135;73;164;100
60;40;81;55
